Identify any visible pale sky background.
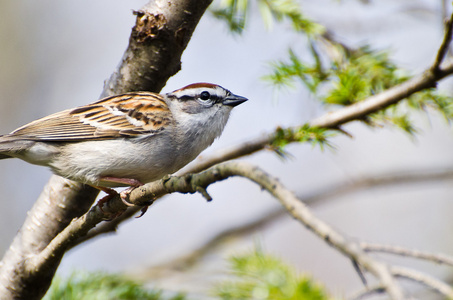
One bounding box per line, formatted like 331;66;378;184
0;0;453;298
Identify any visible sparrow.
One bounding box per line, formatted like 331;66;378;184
0;83;247;202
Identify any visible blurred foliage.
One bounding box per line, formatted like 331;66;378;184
211;0;323;35
272;125;334;153
44;271;186;300
264;47;328;93
407;88;453;122
256;0;324;34
211;0;453;138
44;251;331;300
211;0;249;33
214;249;331;299
323;46;407;106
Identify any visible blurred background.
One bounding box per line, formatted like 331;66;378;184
1;0;453;298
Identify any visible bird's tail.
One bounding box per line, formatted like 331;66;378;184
0;135;27;159
0;136;11;159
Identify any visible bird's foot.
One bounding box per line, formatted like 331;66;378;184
97;177;154;218
117;182;154;218
93;187;125;220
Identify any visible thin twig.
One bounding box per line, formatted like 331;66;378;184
218;162;405;299
135;208;285;272
361;243;453;267
78;167;453;264
392;266;453;298
184;31;453;176
349;285;386;300
431;11;453;72
332;258;453;299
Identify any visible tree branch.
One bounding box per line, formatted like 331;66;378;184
128;167;453;274
29;164;453;299
349;285;386;300
39;161;407;299
70;206;140;248
431;11;453;73
392;266;453;299
183;11;453;175
0;1;213;299
0;177;98;299
353;244;453;298
3;4;453;300
350;261;453;300
361;243;453;267
101;0;213;97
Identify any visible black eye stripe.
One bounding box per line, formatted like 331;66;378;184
177;95;192;101
175;91;222;102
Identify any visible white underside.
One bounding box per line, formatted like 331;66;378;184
7;102;233;187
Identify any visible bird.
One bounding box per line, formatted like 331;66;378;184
0;83;247;207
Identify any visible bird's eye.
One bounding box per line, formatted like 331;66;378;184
200;91;211;101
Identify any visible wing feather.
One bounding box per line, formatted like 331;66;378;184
7;92;172;141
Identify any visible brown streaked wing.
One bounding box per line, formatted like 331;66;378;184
8;92;172;141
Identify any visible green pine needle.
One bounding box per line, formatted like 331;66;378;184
44;271;185;300
214;249;331;300
271;125;334;151
213;1;453;135
257;0;324;35
263;49;328;93
324;46;407;105
211;0;249;34
211;0;323;35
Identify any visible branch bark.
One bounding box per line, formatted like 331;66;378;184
2;4;453;300
0;1;212;299
0;178;97;299
361;243;453;267
32;162;408;299
129;167;453;274
391;267;453;298
33;10;453;297
183;60;453;175
21;165;453;299
101;0;212;97
156;162;412;299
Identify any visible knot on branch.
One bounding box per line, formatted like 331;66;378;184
195;186;212;202
179;173;214;201
132;11;167;43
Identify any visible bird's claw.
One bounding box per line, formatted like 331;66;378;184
120;187;154;218
120;188;136;207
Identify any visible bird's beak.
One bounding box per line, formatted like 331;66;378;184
222;93;248;107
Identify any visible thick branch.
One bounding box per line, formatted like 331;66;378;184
3;5;453;300
70;206;140;248
0;177;98;298
0;1;213;299
101;0;212;97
